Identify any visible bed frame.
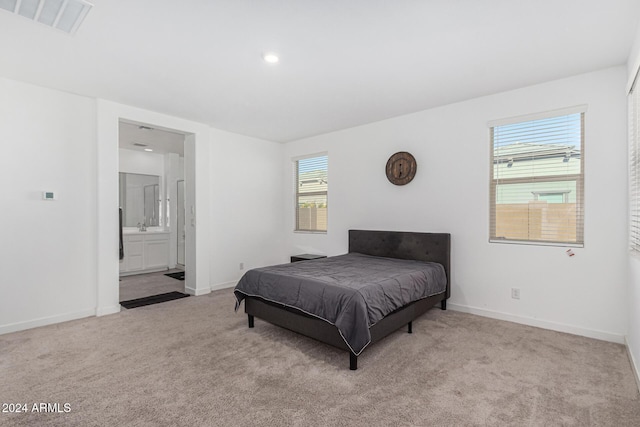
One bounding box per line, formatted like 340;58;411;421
243;229;451;370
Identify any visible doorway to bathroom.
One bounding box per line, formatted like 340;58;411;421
118;120;188;305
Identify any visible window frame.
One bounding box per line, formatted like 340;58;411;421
630;80;640;253
488;106;586;247
293;153;328;233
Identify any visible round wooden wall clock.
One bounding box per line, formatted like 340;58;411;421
386;151;417;185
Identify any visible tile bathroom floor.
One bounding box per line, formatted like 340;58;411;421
119;268;185;304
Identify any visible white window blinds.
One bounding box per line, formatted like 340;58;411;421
630;81;640;252
295;155;328;232
489;108;585;246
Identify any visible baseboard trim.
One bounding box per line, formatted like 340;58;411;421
448;303;625;344
210;280;237;292
0;309;96;335
185;280;235;296
625;336;640;394
185;286;211;296
96;305;121;317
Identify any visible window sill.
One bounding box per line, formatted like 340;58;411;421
489;239;583;248
294;230;327;235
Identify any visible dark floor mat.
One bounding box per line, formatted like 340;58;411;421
120;291;189;309
165;271;185;281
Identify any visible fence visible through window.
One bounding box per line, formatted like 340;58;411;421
295;155;328;232
489;108;585;246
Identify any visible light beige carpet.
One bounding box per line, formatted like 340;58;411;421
1;289;639;426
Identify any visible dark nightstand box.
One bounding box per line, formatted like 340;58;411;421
290;254;327;263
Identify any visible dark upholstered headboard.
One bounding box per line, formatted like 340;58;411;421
348;230;451;299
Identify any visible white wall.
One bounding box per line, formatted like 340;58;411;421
627;22;640;91
209;128;285;290
0;75;287;334
0;77;98;333
284;66;629;343
627;21;640;387
97;101;287;301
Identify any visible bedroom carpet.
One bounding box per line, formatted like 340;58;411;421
1;289;639;427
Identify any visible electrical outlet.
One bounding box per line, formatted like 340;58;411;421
239;262;244;270
511;288;520;300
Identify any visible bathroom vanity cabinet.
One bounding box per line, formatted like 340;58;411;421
119;231;170;275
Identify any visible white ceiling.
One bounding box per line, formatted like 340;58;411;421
1;0;639;143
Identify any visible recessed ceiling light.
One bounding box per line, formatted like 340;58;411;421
144;148;153;152
263;52;279;64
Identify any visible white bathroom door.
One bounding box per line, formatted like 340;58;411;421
177;180;186;266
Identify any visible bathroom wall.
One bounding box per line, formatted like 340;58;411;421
165;152;184;267
119;148;164;176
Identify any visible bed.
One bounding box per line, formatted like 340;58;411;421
234;229;451;370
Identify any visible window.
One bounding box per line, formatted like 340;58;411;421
295;154;328;232
489;107;585;246
630;79;640;252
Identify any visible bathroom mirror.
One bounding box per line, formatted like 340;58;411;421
119;172;161;227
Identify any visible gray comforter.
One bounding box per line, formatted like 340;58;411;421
234;253;447;355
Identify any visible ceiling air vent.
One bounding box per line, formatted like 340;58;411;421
132;143;148;147
0;0;93;35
